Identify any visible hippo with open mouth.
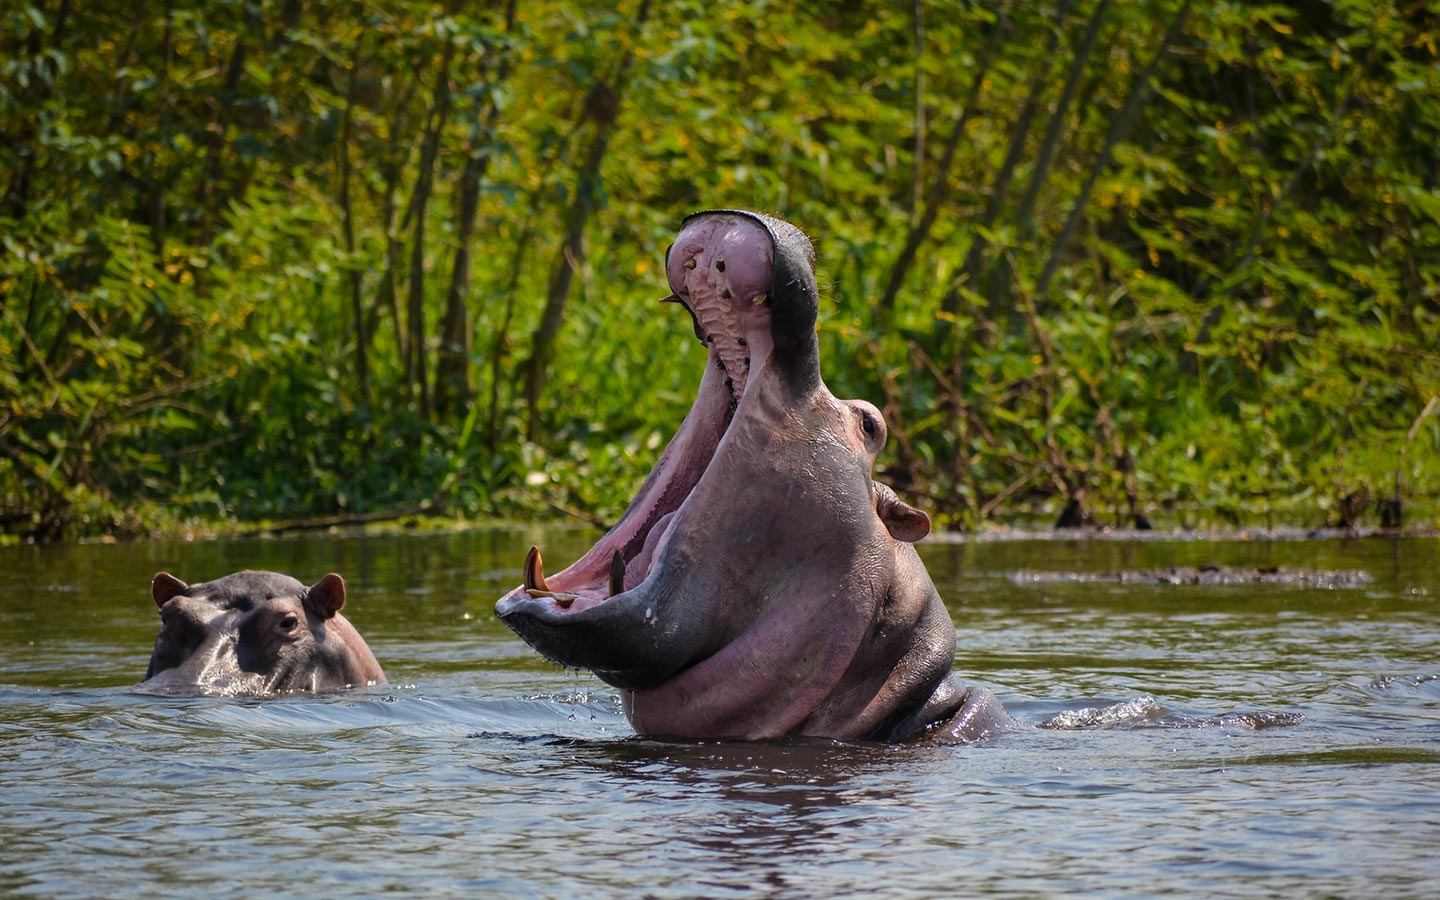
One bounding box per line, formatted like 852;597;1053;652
495;210;1014;743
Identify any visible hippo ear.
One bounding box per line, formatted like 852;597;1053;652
306;573;347;621
873;483;932;543
152;572;188;608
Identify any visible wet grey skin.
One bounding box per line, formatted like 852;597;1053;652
495;210;1014;742
140;569;385;696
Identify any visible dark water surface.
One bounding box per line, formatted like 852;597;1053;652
2;528;1437;899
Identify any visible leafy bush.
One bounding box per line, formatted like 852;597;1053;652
2;0;1437;541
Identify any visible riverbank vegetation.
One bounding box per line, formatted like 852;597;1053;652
3;0;1438;541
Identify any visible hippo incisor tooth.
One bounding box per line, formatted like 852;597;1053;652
684;257;696;269
524;546;551;593
609;551;625;598
752;292;768;305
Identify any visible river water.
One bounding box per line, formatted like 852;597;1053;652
1;527;1437;899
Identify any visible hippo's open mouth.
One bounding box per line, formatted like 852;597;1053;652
499;211;787;623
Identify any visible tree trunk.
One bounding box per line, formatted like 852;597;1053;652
485;228;537;450
433;154;481;416
985;0;1113;313
434;0;519;417
1034;0;1192;306
523;129;609;440
939;0;1077;322
522;0;653;440
405;34;459;420
371;67;426;400
338;30;371;410
910;0;925;223
1012;0;1113;236
877;2;1011;317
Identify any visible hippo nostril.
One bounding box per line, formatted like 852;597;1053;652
716;259;725;272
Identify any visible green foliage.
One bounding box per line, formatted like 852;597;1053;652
2;0;1438;540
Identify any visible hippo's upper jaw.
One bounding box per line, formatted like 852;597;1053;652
496;211;988;742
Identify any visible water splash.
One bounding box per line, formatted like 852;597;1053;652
1041;696;1304;730
1370;673;1440;690
1042;696;1166;729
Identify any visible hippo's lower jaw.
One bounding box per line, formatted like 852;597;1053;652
493;363;746;689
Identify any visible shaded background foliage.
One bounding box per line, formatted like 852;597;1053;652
2;0;1438;540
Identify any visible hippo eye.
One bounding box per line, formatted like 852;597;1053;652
861;413;877;438
279;613;300;632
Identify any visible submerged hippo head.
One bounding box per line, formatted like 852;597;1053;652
496;210;1012;742
141;569;385;696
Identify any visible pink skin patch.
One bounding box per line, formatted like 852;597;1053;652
665;214;776;403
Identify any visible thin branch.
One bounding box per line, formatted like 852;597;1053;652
1035;0;1193;304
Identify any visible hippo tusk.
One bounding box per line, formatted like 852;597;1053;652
523;546;577;608
524;546;552;594
609;551;626;598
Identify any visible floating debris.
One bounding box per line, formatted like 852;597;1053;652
1009;565;1372;589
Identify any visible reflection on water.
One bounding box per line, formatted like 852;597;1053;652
1;529;1438;899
